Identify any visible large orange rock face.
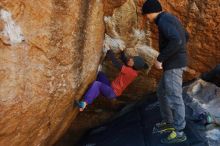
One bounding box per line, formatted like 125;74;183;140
0;0;104;145
103;0;127;16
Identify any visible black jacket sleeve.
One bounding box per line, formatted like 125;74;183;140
106;50;123;70
120;51;128;65
157;21;182;62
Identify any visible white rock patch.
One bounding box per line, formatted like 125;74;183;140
104;34;126;52
0;9;24;44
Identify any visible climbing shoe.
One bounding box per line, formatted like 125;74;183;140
161;130;187;144
75;100;87;112
152;122;175;134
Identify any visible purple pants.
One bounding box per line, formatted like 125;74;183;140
84;71;117;104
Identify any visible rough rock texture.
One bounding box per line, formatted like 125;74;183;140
0;0;104;146
1;0;220;146
103;0;127;16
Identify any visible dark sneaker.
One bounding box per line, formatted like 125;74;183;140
153;122;175;134
74;100;87;112
161;131;187;144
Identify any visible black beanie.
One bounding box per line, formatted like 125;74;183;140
142;0;162;15
133;56;149;70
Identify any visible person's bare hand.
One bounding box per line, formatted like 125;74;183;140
184;67;201;78
155;60;163;70
184;67;195;74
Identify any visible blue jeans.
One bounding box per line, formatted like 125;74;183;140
157;68;186;131
84;72;117;104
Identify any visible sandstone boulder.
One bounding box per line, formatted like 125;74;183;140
0;1;104;145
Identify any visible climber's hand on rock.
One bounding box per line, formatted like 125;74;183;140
155;60;163;70
106;49;112;54
184;67;197;75
103;47;110;54
184;67;201;78
119;47;124;51
117;39;125;52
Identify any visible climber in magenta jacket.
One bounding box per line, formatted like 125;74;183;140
75;49;148;111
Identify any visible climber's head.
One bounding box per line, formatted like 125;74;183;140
142;0;163;22
127;56;149;70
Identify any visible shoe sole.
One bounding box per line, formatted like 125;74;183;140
161;136;187;144
152;127;175;134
